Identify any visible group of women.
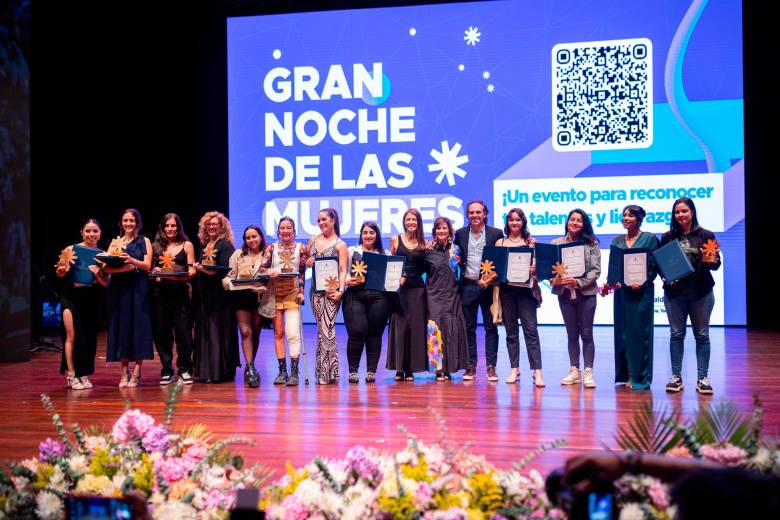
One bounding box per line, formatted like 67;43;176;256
56;196;720;394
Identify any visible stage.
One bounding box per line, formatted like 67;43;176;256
1;325;777;478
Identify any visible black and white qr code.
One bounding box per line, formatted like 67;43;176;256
552;38;653;152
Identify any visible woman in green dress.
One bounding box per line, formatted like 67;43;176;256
603;205;659;390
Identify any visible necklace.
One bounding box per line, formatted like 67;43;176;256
506;235;524;244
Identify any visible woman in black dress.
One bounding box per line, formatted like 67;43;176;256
425;217;469;380
101;209;154;388
55;218;109;390
223;225;273;388
387;208;428;381
150;213;196;386
343;221;391;383
193;211;239;382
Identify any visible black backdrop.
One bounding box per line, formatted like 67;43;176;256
29;1;773;336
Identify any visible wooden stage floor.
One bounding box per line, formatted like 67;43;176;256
2;326;778;478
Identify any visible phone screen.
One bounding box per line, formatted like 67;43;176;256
588;491;613;520
66;496;133;520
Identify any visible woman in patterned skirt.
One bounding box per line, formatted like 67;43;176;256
306;208;349;384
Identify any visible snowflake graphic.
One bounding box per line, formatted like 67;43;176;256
464;26;481;46
487;84;495;93
482;70;490;79
428;141;469;186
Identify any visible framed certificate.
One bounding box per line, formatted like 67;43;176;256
608;246;649;286
149;271;189;279
313;256;339;292
71;245;102;285
506;247;534;284
653;240;694;283
363;252;406;292
535;241;586;280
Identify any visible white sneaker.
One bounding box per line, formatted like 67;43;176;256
560;366;581;385
583;368;596;388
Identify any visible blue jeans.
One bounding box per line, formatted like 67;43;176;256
460;282;498;367
664;289;715;380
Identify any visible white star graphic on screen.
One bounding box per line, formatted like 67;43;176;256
464;26;481;46
482;70;490;79
487;84;495;93
428;141;469;186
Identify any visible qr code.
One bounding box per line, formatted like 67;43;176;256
552;38;653;152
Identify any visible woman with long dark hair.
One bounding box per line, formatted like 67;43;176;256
602;205;659;390
261;217;308;385
150;213;196;385
387;208;428;381
101;209;154;388
223;225;273;388
551;209;601;388
661;197;720;395
306;208;349;384
55;218;109;389
343;221;392;383
494;208;544;386
193;211;238;382
424;217;469;380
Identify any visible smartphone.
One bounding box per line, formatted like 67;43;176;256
66;495;133;520
588;491;614;520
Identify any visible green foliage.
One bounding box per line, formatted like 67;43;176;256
614;402;681;454
692;400;751;448
513;439;568;471
164;382;183;427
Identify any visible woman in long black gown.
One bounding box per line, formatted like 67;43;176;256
193;211;239;382
387;208;428;381
425;217;469;380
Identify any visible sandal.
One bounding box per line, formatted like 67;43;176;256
365;372;376;383
394;372;404;381
349;373;359;384
118;370;130;388
127;369;141;388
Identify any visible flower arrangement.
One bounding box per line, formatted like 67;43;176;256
609;395;780;519
262;421;567;520
0;385;271;519
427;320;444;373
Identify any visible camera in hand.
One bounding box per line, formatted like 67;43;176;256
66;495;133;519
546;468;616;520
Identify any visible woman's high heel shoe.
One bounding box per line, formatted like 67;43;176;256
505;368;520;384
118;370;130;388
533;370;545;388
127;369;141;388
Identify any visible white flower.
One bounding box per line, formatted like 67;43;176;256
35;491;64;520
67;455;89;475
619;503;645;520
295;479;325;507
395;450;414;465
498;471;531;503
378;474;400;498
48;466;69;493
20;458;39;473
153;500;197;520
203;465;227;489
399;476;418;496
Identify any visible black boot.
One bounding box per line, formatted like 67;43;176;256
273;358;288;385
245;364;260;388
286;358;300;386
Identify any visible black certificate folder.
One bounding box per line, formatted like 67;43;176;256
363;252;405;292
653;240;694;283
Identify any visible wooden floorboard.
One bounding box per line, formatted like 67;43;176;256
2;325;778;478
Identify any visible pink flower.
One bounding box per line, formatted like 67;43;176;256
111;410;156;443
277;495;310;520
202;488;236;511
413;481;434;509
666;446;693;458
142;425;170;453
699;444;748;466
154;456;192;483
345;446;382;485
648;480;669;509
38;438;67;462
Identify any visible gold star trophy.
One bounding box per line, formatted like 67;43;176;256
55;248;77;272
701;239;720;264
480;259;497;283
202;244;217;266
551;262;568;285
325;275;340;293
279;248;295;273
351;260;367;283
158;251;176;273
107;237;125;256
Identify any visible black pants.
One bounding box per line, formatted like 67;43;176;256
499;285;542;370
460;282;499;367
151;282;194;376
343;288;390;373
